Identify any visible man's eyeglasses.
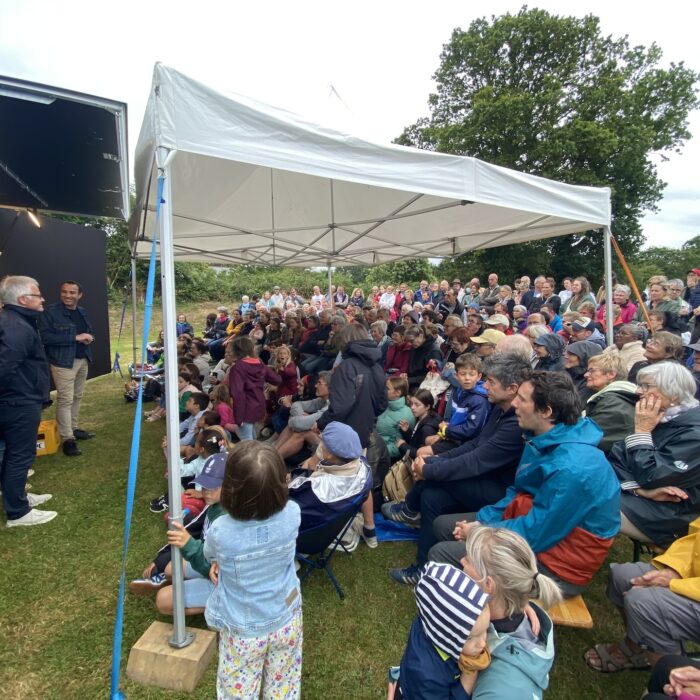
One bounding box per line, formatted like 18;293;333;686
21;294;44;298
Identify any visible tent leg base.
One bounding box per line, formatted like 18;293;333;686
126;621;216;691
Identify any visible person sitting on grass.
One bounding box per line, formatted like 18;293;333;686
376;376;416;462
149;426;224;516
275;372;331;460
394;563;491;700
418;354;490;458
209;384;236;437
131;446;228;596
179;392;210;447
395;389;442;461
585;516;700;675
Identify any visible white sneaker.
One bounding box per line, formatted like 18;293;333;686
336;523;360;553
6;509;58;528
27;493;53;507
27;469;35;477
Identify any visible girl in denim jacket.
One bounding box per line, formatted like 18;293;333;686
204;442;302;699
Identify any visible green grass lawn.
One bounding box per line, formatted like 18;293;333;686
0;302;649;698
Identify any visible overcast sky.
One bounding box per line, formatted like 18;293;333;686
1;0;698;248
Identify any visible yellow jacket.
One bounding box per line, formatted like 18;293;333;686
653;517;700;603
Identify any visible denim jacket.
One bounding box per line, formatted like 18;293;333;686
39;303;93;368
203;500;301;636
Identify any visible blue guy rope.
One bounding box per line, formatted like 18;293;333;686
109;176;165;700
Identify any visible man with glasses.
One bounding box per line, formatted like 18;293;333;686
39;281;96;457
0;276;56;527
384;353;530;585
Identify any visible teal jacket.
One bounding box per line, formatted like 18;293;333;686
376;397;415;460
473;604;554;700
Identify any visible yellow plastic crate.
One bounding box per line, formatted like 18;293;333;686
36;419;60;456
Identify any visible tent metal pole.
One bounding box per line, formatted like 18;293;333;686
328;263;334;311
130;255;138;368
603;227;614;346
157;148;194;649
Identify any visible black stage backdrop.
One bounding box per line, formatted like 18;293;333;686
0;209;111;378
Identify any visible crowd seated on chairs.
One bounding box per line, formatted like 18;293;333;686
118;268;700;698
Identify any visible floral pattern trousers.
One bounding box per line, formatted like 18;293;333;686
217;607;303;699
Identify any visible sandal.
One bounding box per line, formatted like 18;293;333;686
584;641;650;673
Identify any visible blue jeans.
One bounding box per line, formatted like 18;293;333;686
237;423;256;441
0;403;42;520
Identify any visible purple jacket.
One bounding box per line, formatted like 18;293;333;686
228;357;281;424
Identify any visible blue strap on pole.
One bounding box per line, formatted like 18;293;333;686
109;176;165;700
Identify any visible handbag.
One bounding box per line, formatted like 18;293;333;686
382;455;414;503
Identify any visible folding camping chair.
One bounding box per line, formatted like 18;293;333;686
295;489;369;599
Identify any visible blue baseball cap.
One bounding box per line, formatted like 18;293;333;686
194;453;227;489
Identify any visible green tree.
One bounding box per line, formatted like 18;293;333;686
364;259;435;289
398;7;699;279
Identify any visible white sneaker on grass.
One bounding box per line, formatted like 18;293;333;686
6;509;58;528
27;493;53;507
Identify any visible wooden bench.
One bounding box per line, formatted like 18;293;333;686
543;595;593;629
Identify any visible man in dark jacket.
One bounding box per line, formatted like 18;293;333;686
0;276;56;527
39;280;95;456
384;353;530;585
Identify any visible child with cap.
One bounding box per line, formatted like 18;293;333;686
290;421;375;548
131;451;227;609
395;562;491;699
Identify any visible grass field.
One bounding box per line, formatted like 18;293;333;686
0;302;650;698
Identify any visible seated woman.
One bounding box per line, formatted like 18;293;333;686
609;361;700;548
563;340;602;402
585;517;700;675
385;325;412;376
147;330;165;364
532;333;566;371
176;313;194;337
405;325;443;391
584;353;637;453
275;371;331;460
629;330;685;385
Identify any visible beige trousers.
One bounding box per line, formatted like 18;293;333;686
51;358;89;440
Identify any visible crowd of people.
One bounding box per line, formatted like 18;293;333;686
4;268;700;698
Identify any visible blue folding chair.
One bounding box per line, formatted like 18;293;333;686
295;489;369;599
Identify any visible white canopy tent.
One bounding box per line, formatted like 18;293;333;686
130;64;611;267
128;63;614;647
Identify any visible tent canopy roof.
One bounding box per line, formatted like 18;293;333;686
129;64;610;267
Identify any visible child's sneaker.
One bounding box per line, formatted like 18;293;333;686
149;494;169;513
351;512;378;548
129;572;168;596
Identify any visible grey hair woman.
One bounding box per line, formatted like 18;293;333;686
608;361;700;548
